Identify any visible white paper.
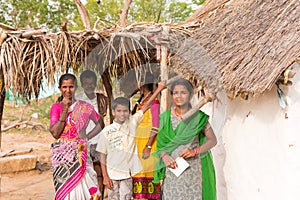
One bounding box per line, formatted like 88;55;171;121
167;157;190;177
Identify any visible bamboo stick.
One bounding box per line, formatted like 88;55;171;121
0;22;16;31
21;29;47;38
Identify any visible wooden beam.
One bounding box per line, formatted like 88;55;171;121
0;71;6;150
21;29;47;38
0;22;16;31
160;26;170;113
101;70;113;123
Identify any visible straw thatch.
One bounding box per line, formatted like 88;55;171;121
0;0;299;100
181;0;300;99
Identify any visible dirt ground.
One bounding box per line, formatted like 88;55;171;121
0;132;55;200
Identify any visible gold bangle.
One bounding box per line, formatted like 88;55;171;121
59;119;65;122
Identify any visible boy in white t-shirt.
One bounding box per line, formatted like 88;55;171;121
96;81;165;200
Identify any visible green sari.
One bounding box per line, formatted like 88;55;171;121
153;110;216;200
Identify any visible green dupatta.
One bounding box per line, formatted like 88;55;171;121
153;110;216;200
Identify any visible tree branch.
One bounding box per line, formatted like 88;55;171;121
119;0;132;27
74;0;92;30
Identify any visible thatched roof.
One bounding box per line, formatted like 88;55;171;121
180;0;300;99
0;0;299;100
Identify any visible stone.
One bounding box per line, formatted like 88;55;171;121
0;154;37;173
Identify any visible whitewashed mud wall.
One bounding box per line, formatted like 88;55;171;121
200;63;300;200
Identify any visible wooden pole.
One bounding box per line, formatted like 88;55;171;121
160;26;170;113
0;72;6;150
0;70;6;193
101;70;113;124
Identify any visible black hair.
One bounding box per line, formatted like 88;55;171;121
58;73;77;88
170;78;194;96
112;97;130;110
80;70;97;85
142;72;154;92
131;72;155;114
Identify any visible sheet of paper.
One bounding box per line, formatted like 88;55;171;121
167;157;190;177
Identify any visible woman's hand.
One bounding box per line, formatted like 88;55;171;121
103;175;113;190
179;148;196;158
161;152;178;169
61;96;72;111
203;88;214;102
142;147;151;159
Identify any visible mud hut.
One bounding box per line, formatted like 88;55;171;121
0;0;299;199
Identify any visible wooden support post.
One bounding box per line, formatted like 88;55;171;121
101;70;113;124
160;26;170;113
0;69;6;193
0;72;5;150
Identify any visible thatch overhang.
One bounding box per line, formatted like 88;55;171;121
0;22;195;100
0;0;299;101
179;0;300;99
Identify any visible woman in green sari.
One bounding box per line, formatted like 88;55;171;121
153;78;217;200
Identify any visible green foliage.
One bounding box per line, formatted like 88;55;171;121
75;0;124;28
167;1;193;23
192;0;206;5
84;0;205;27
0;0;78;32
0;0;206;31
129;0;167;23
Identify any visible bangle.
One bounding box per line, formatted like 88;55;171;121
145;145;152;149
59;119;65;122
193;148;197;156
161;152;168;159
151;127;159;133
193;147;200;156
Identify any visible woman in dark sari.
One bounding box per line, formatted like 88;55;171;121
153;78;217;200
49;73;102;200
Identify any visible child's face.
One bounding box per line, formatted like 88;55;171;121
112;104;130;124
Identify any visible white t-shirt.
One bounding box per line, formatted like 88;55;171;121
96;110;144;180
76;92;100;145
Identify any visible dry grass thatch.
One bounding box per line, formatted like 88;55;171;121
182;0;300;99
0;0;299;100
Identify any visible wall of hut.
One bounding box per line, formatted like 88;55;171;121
202;63;300;199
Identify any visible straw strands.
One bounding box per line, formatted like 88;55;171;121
0;0;299;100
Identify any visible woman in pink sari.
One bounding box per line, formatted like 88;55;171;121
49;73;102;200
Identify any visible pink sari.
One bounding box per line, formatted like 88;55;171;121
50;100;100;200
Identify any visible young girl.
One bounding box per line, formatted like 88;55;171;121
153;78;217;200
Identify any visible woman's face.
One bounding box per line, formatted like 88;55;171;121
172;84;192;107
59;79;76;99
